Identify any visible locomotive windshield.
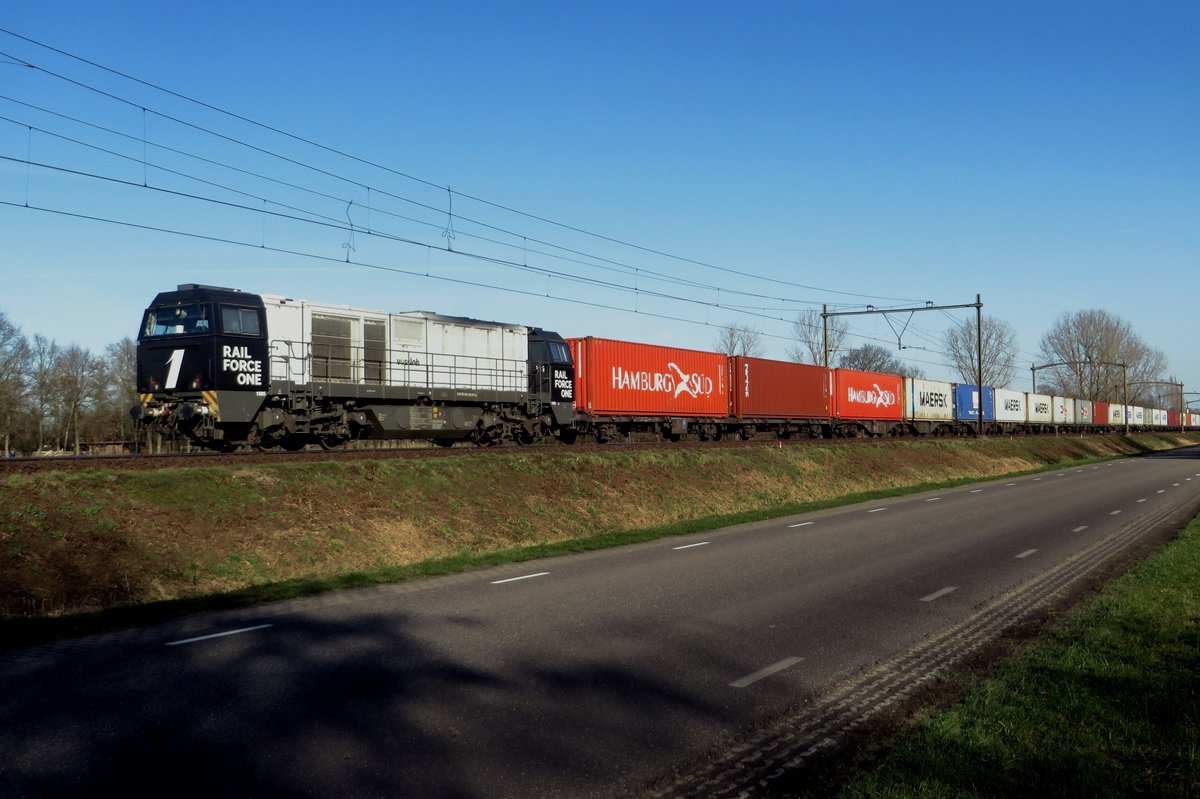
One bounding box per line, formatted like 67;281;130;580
142;303;212;337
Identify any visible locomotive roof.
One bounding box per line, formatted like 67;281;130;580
149;284;265;307
259;294;528;331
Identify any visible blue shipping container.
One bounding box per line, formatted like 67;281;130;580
954;384;995;422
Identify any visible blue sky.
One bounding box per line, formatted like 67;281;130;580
2;2;1197;394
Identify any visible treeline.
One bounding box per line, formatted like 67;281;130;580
0;309;138;456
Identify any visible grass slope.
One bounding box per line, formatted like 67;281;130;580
2;434;1197;633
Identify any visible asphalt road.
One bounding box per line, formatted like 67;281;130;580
3;447;1199;798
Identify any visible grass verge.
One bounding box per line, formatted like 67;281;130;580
832;514;1200;798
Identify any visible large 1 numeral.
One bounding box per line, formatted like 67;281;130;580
165;349;185;390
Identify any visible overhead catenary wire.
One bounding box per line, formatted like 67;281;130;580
0;96;866;308
0;30;924;305
0;27;987;377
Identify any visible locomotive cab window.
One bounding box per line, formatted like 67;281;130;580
142;303;212;337
547;341;572;364
221;306;262;336
529;340;572;365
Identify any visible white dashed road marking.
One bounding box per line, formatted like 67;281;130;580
920;586;958;602
673;542;710;550
167;624;273;647
1015;549;1037;559
491;572;550;585
730;657;804;688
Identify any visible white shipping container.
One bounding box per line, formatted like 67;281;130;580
995;388;1026;422
1027;393;1053;424
1109;404;1127;425
1132;406;1145;425
1152;408;1165;427
1053;397;1075;425
906;378;954;421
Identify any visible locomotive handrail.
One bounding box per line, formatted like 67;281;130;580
267;338;527;395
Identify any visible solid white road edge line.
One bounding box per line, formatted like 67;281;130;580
166;624;273;647
920;586;958;602
490;572;550;585
730;656;804;689
673;542;711;550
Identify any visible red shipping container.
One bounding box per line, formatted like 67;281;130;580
1168;411;1181;427
1092;401;1109;425
830;369;903;421
730;356;829;418
568;337;727;417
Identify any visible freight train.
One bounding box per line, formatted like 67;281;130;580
132;285;1197;451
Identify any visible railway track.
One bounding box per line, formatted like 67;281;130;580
0;430;1135;474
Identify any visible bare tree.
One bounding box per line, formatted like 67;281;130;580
56;344;102;455
944;315;1018;388
786;309;848;366
27;334;60;452
95;337;139;446
1037;309;1168;403
0;310;30;456
838;344;925;378
713;323;765;358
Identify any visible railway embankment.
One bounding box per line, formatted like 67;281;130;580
2;434;1198;633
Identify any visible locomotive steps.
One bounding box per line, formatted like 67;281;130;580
2;433;1198;644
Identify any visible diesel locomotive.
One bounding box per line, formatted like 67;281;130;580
132;284;577;450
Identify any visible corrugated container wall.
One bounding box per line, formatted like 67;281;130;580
1132;407;1146;425
730;357;829;419
1076;400;1093;426
953;385;995;422
994;388;1026;422
1092;401;1109;425
1053;397;1075;425
1168;411;1181;427
906;378;955;422
568;337;727;417
1028;393;1053;424
1109;404;1126;425
831;370;903;421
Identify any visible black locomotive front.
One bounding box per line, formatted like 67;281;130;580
132;284;269;449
